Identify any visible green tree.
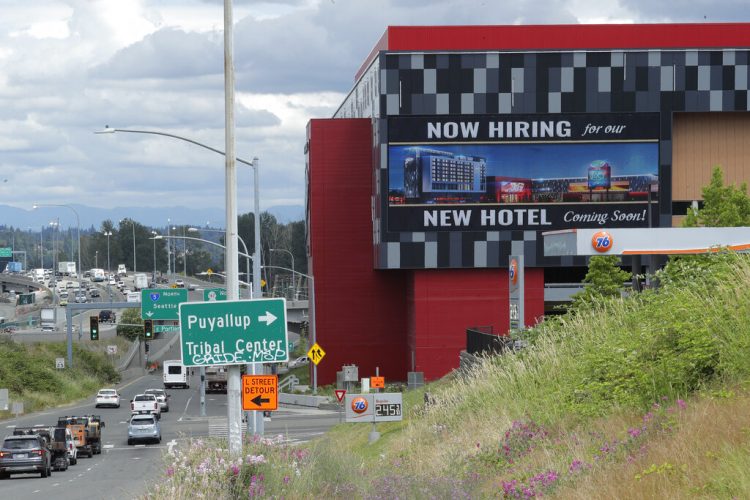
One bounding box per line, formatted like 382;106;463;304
683;166;750;227
116;308;144;340
570;255;632;310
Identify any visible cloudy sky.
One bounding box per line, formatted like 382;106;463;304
0;0;747;223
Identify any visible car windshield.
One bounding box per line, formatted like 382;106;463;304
131;417;155;425
134;395;155;401
145;390;164;396
99;390;116;395
3;438;38;449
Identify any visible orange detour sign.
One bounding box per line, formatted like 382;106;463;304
241;375;278;411
371;376;385;389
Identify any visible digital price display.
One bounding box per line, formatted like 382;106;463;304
373;394;403;422
375;402;401;418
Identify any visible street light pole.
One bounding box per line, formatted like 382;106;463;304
104;231;112;275
189;228;252;299
34;204;82;368
151;231;158;283
120;220;137;274
270;247;295;298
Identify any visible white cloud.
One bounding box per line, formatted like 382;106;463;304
0;0;746;220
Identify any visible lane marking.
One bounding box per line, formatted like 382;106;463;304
182;396;193;418
103;444;114;449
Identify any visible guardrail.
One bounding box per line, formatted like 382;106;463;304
117;340;140;371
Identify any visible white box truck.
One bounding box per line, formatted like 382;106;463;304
117;264;127;276
134;273;148;291
41;308;56;331
58;262;77;276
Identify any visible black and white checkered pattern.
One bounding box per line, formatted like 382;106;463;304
347;49;750;269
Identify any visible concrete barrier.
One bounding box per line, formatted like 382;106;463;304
279;393;330;408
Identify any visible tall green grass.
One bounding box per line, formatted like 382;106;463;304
146;252;750;498
0;339;120;416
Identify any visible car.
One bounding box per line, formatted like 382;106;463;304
0;434;52;479
127;414;161;445
59;298;68;306
98;310;116;323
58;427;77;466
144;388;169;412
288;356;310;369
95;389;121;408
108;277;116;285
188;282;197;291
130;393;161;419
74;292;87;303
174;279;185;288
89;289;100;298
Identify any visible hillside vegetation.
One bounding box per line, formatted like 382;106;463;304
0;339;120;417
146;252;750;499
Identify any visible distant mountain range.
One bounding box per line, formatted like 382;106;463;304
0;204;304;230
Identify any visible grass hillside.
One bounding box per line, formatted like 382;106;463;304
0;339;121;417
146;252;750;499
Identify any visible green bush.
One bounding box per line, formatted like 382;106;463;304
0;339;119;416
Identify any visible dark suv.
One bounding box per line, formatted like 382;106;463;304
98;310;116;323
0;435;52;478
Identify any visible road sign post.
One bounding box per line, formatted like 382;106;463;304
179;298;289;367
307;342;325;365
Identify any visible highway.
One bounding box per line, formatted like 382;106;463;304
0;370;339;499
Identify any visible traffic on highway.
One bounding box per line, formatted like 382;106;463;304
0;368;338;499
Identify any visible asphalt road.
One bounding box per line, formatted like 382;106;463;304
0;370;339;500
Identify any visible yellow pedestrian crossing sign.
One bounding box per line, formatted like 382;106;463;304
307;342;325;365
206;268;213;276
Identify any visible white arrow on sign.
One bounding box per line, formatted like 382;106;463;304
145;311;154;317
258;311;277;326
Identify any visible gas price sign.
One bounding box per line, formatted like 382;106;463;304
345;393;403;423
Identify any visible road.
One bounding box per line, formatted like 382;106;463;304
0;370;339;500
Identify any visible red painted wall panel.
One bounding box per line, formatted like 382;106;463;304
407;268;545;380
386;23;750;52
307;119;408;385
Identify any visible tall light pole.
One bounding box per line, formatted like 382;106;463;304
151;231;158;282
33;203;81;292
103;231;112;275
189;227;252;298
35;204;83;368
120;219;137;273
95;21;263;445
95;250;98;269
270;248;295;298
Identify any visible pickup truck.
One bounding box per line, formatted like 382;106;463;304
130;394;161;420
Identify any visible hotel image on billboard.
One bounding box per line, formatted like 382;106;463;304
386;113;660;232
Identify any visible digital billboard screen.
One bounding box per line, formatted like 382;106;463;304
386;113;659;232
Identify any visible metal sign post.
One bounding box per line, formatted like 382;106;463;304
508;255;525;333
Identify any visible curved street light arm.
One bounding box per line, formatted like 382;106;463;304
96;128;255;167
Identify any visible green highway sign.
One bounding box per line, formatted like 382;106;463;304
0;247;11;258
179;298;288;367
155;325;180;333
203;288;227;302
141;288;188;320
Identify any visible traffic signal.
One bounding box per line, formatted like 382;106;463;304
144;341;150;353
144;319;153;339
89;316;99;341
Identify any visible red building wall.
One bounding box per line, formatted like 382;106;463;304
307;118;408;384
407;268;545;380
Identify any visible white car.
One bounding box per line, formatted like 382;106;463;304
144;388;170;412
174;279;185;288
95;388;121;408
288;356;310;368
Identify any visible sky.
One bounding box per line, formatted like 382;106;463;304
0;0;747;224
